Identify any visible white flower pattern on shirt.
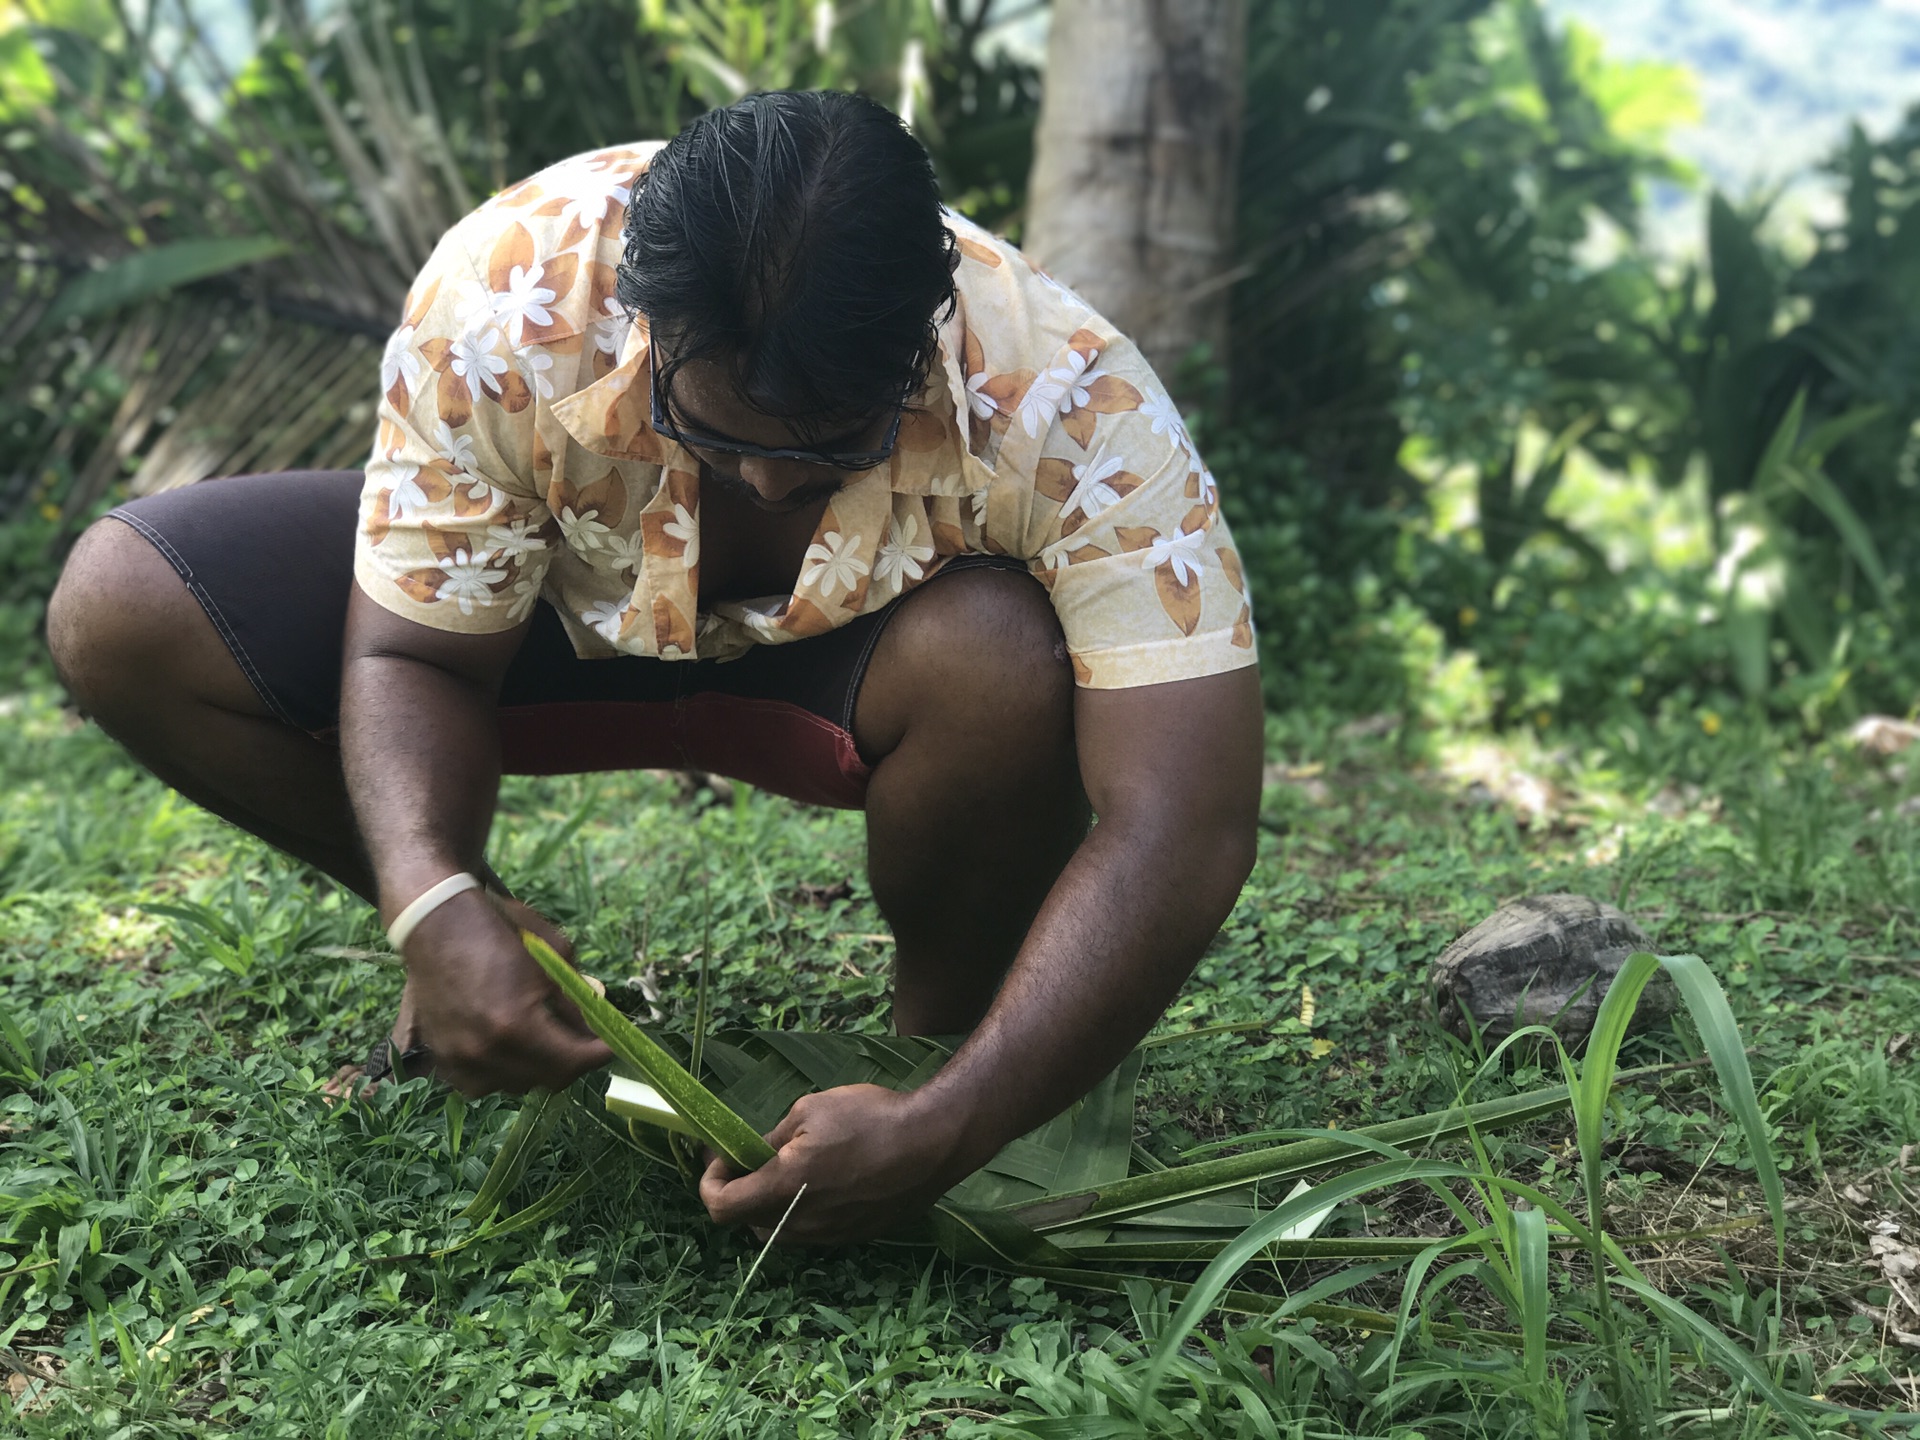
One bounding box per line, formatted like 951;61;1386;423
1146;526;1207;586
448;329;508;399
354;143;1256;689
874;511;935;594
486;515;549;560
434;422;477;471
557;503;611;551
1018;347;1100;438
1063;455;1127;523
437;549;505;614
495;263;558;346
582;598;628;641
801;530;867;599
601;529;648;575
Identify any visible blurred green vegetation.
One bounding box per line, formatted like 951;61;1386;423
0;0;1916;737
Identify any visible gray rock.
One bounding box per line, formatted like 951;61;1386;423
1429;894;1675;1044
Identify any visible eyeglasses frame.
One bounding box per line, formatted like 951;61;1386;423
648;351;908;472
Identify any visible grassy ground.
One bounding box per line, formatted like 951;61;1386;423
3;658;1919;1436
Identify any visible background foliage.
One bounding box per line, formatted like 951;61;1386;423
5;0;1912;731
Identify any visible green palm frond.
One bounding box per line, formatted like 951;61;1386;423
492;932;1694;1314
446;932;1792;1386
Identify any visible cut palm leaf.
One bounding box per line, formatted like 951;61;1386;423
493;935;1749;1342
520;931;774;1171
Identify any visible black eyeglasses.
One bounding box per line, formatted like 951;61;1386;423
649;353;906;472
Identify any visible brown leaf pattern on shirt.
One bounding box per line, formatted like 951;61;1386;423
354;142;1255;689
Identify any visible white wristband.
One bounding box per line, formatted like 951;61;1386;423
386;871;482;952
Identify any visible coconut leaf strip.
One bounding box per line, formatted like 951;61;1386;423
1074;1230;1625;1265
521;933;775;1172
460;1087;564;1222
1069;1236;1443;1264
1048;1051;1143;1195
756;1030;878;1090
430;1170;600;1259
1010;1083;1577;1233
928;1202;1082;1269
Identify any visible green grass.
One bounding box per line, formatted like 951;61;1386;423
4;662;1920;1435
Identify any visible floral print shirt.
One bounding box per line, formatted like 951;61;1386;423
355;142;1256;689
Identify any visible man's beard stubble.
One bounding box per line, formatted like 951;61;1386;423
698;459;847;516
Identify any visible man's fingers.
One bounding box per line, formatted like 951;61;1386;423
543;983;600;1039
702;1154;799;1228
763;1108;805;1151
437;1007;612;1097
524;1006;613;1083
698;1151;739;1213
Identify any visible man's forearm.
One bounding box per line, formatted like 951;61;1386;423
909;810;1256;1177
339;649;505;920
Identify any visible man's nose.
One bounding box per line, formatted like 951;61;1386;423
737;455;813;502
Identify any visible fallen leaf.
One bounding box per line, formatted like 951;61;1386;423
1850;716;1920;758
1873;1232;1920;1281
1845;1182;1875;1206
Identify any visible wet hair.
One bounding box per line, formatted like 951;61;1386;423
617;90;960;444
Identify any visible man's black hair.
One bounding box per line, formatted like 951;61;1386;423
617;89;960;444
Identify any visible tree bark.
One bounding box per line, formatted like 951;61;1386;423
1024;0;1247;400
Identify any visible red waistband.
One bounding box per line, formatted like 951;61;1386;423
496;694;871;810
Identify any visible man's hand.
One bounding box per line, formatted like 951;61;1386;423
401;890;612;1097
698;1085;974;1245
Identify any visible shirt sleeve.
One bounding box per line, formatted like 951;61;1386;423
1020;334;1258;690
353;233;560;634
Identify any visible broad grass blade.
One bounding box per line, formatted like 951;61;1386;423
1657;953;1787;1259
1572;951;1661;1244
521;932;775;1171
0;1000;38;1083
1139;1158;1475;1399
1613;1276;1817;1440
1516;1204;1549;1387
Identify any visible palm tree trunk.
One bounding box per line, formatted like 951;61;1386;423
1024;0;1248;400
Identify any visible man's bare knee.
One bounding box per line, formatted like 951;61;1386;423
47;518;200;714
856;567;1074;760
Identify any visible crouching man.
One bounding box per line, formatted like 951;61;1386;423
45;90;1262;1244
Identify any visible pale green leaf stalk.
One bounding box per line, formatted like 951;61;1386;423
1012;1083;1576;1233
521;931;776;1172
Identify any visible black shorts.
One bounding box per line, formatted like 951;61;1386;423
107;471;1015;810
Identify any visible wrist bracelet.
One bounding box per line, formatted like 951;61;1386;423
386;871;482;952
